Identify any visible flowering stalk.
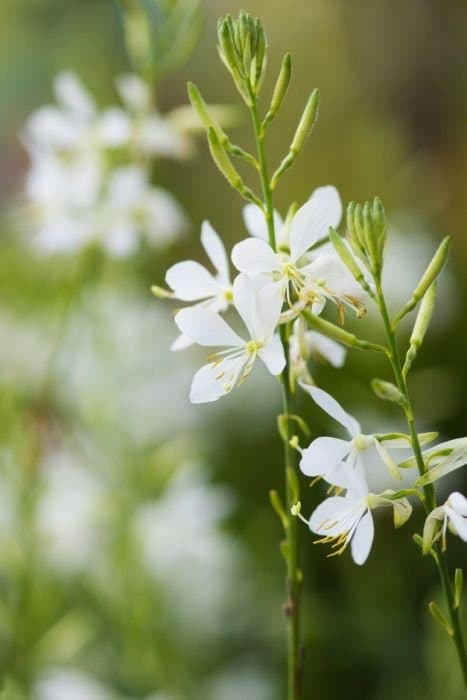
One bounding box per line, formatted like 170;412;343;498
330;200;467;686
373;275;467;686
248;91;303;698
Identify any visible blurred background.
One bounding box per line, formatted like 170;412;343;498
1;0;467;698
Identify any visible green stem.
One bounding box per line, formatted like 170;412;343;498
250;93;302;699
375;279;467;687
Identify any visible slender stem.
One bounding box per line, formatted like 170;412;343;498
249;93;302;699
375;279;467;687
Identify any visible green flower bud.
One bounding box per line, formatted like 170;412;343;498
346;197;387;276
207;126;243;190
217;12;267;104
187;82;228;144
263;52;291;127
394;236;450;324
290;89;320;155
371;378;407;406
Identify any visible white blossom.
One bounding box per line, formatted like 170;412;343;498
302;464;411;565
298;384;426;485
423;492;467;553
175;274;285;403
165;221;233;350
232;186;363;315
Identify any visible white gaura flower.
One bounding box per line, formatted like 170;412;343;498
116;73;192;159
100;166;187;257
299;384;436;486
175;274;285;403
423;492;467;553
23;71;130;158
232;186;364;315
300;465;412;565
165;221;233;351
401;438;467;486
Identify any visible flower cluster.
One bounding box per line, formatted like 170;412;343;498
21;71;193;256
157;185;363;403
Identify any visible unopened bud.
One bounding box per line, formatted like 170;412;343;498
428;601;454;636
263;52;292;127
207;127;243;190
187;82;228;144
395;237;450;324
371;378;406;406
290;89;320;154
217;12;267;103
329;227;365;283
412;237;450;306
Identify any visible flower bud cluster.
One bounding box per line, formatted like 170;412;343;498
217;12;267;105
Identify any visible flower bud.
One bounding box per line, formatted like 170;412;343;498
290;89;320;155
329;227;365;283
395;236;450;324
371;378;406;407
207;126;243;190
217;12;267;104
187;82;228;144
411;237;450;305
346;197;387;276
263;52;292;127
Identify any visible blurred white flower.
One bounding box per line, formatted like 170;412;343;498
56;289;196;444
34;668;114;700
116;73;192;159
99;166;187;256
37;450;104;573
21;71;191;257
134;466;241;634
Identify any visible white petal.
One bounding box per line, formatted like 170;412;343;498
289;185;342;261
242;203;283;241
175;307;243;347
104;225;137;258
303;252;363;298
171;333;193;351
233;274;283;340
350;511;374;565
448;492;467;517
97;108;131;147
231;238;279;275
300;384;361;437
258;334;286;375
306;331;346;367
449;512;467;542
201;221;230;282
190;356;247;403
54;71;95;121
300;437;350;477
308;496;352;536
166;261;218;301
116;73;151;113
